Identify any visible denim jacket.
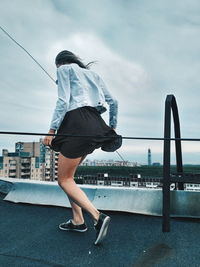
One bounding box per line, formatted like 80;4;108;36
50;63;118;130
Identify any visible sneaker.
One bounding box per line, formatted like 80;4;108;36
94;213;111;245
59;219;88;232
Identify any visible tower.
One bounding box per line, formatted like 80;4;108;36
148;148;152;166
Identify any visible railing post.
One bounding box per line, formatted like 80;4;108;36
162;94;183;232
162;95;172;232
171;97;184;190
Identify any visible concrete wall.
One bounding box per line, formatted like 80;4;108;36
1;178;200;218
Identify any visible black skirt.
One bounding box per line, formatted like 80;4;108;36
50;106;122;158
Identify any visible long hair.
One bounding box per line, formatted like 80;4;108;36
55;50;96;69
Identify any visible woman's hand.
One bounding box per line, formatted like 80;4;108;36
43;129;56;146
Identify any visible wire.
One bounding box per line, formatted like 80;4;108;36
0;131;119;138
0;25;56;84
0;131;200;141
115;150;126;162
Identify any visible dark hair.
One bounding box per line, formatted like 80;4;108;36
55;50;96;69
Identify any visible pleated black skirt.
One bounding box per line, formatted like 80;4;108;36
50;106;122;158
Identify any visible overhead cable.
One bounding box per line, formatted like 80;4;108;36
0;25;56;84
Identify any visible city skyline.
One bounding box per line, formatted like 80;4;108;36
0;139;142;165
1;140;199;192
0;139;142;182
1;0;200;164
2;138;200;166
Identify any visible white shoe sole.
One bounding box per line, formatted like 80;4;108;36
59;225;88;232
94;216;111;245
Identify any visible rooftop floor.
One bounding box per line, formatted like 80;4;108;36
1;192;200;267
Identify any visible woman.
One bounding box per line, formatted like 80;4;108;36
43;50;122;245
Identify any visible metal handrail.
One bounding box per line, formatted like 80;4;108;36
162;94;194;232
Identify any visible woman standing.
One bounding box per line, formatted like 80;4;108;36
43;50;122;245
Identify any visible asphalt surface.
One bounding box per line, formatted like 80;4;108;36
0;192;200;267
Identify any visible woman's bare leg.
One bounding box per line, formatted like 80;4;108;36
68;155;87;225
58;153;100;223
68;198;84;224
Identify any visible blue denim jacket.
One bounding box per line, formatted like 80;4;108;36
50;63;118;130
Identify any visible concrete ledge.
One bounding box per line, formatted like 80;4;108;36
0;178;13;194
0;178;200;218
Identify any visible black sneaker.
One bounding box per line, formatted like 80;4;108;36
94;213;111;245
59;219;88;232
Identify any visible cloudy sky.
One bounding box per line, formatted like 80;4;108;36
0;0;200;164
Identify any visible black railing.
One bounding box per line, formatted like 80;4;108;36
162;94;200;232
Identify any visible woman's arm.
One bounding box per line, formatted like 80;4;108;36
99;77;118;129
43;128;56;146
49;65;71;131
43;66;71;147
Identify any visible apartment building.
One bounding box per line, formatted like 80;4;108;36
80;159;140;167
0;150;44;180
0;139;58;181
81;173;163;188
44;147;59;181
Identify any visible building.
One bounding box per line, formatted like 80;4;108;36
44;147;59;181
80;159;140;167
152;162;161;166
0;139;59;181
185;183;200;191
15;141;41;157
148;148;152;166
81;173;163;189
0;150;44;180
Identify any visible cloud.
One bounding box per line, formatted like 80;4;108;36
47;32;149;106
0;0;200;163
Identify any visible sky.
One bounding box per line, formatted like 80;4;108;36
0;0;200;164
